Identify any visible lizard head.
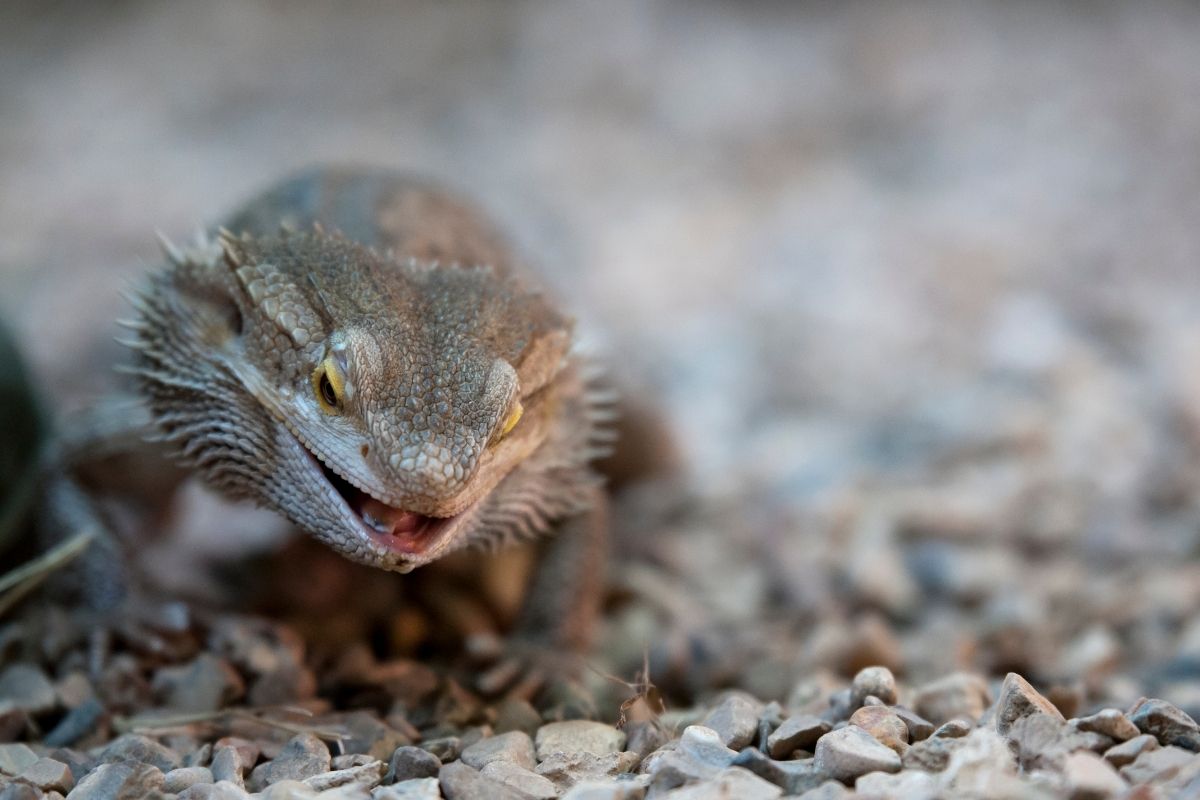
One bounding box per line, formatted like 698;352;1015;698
129;228;579;571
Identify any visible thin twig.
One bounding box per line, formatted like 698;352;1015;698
0;526;97;617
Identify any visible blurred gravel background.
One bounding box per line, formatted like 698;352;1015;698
4;1;1200;795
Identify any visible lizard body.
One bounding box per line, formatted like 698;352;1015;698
46;167;615;651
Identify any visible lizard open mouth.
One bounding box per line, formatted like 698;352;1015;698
314;456;458;557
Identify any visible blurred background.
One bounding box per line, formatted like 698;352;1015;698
4;0;1200;713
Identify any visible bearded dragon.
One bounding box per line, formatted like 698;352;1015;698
42;167;617;653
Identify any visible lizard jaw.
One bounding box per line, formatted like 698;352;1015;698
286;431;467;564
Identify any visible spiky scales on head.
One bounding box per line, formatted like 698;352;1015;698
126;224;606;572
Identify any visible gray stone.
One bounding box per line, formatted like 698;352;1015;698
536;751;640;792
66;760;165;800
101;734;182;773
438;761;524;800
0;744;38;776
854;769;939;798
847;705;908;753
1127;697;1200;751
536;721;626;760
153;653;245;713
933;720;971;738
795;782;849;800
912;673;991;725
891;706;934;743
165;766;215;793
676;726;737;768
1074;709;1139;742
420;736;462;763
1120;744;1197;784
561;780;646;800
813;726;901;783
333;754;377;770
850;667;897;707
385;746;441;784
258;780;318;799
248;733;331;789
700;694;761;750
210;745;244;786
662;766;782;799
1103;734;1158;768
766;715;829;759
901;734;964;772
373;777;442;799
1062;750;1127;799
994;673;1065;736
480;760;558;799
15;757;74;793
0;783;41;800
303;760;385;791
729;748;826;795
0;665;56;715
177;780;252;799
461;731;536;771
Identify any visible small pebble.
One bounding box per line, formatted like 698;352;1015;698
438;760;524;800
100;734;182;773
1127;697;1200;751
1062;750;1127;799
1074;708;1140;742
15;757;74;793
994;673;1065;736
813;725;902;782
700;693;761;750
536;721;626;760
767;714;830;759
248;733;331;789
850;666;897;707
0;744;38;776
848;705;909;753
1104;734;1159;768
461;731;536;771
891;706;935;742
66;761;165;800
480;760;559;799
164;766;215;793
385;746;441;784
1120;745;1197;785
664;766;782;799
374;776;442;799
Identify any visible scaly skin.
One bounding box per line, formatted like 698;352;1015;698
47;167;615;653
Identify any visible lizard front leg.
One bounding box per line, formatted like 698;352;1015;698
475;486;608;716
517;486;609;653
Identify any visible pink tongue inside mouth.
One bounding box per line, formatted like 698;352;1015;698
356;495;424;536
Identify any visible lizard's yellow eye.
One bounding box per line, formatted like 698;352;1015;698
312;356;345;414
494;402;523;443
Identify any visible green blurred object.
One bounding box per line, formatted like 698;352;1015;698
0;319;44;554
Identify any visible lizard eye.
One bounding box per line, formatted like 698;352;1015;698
492;401;523;444
312;355;345;414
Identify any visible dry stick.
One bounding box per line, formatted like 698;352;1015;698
0;526;97;617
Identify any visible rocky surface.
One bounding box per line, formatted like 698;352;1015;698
2;635;1200;799
6;2;1200;798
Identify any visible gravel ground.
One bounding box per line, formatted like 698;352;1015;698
4;1;1200;798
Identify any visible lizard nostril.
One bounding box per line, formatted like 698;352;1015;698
360;444;370;458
